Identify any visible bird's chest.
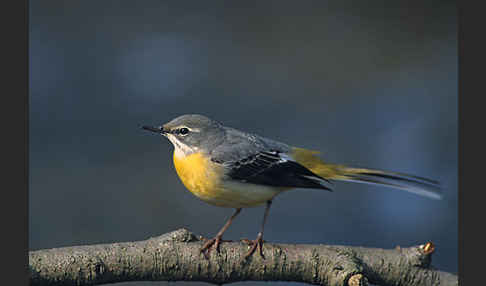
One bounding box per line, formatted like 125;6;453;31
173;152;223;200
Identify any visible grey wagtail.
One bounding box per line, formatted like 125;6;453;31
142;114;441;258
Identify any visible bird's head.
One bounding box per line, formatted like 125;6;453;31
142;114;225;157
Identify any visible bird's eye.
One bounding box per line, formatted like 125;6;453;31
179;128;189;135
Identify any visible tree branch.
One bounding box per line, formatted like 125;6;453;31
29;228;457;286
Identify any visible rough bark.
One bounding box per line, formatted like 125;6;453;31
29;228;457;286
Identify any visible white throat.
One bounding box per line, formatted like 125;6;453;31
166;134;194;158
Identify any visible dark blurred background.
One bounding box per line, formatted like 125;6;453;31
29;1;457;285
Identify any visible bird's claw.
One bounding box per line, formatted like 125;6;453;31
200;236;233;259
241;234;265;259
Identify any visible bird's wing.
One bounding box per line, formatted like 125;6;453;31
212;149;332;191
209;127;331;190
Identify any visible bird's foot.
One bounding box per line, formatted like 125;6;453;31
241;232;265;259
200;236;232;258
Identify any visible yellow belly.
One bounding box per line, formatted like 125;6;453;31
173;152;283;208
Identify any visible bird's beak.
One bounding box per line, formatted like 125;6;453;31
141;125;167;135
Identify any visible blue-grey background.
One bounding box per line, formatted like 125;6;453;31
29;1;457;285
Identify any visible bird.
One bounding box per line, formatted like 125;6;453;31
142;114;441;259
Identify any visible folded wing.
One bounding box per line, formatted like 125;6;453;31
214;150;332;191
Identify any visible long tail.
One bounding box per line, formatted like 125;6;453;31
291;147;442;200
327;166;442;200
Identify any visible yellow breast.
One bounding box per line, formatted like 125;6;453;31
173;152;223;201
172;151;282;208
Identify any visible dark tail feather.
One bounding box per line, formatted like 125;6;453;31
333;166;442;200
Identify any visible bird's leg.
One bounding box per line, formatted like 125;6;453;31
243;200;272;259
200;208;241;258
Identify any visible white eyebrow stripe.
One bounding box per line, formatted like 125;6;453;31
173;126;201;132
